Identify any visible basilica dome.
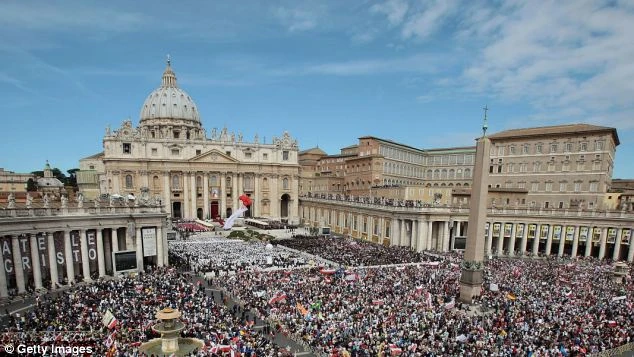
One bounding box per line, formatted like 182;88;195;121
139;59;202;129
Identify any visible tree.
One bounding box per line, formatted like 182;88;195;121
26;178;37;192
66;168;79;187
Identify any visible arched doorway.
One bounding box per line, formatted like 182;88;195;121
280;194;290;218
196;208;203;220
172;202;182;219
210;201;219;219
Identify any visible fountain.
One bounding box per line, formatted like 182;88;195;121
139;307;204;356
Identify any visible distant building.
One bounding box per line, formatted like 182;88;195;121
36;161;64;197
487;124;619;210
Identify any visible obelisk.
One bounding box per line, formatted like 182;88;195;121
459;106;491;303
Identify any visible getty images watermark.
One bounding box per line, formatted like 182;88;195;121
3;343;94;354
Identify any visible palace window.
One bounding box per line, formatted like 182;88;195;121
123;143;131;154
283;178;289;190
263;153;268;160
125;175;133;189
283;151;289;161
171;149;179;156
172;175;180;189
151;148;158;156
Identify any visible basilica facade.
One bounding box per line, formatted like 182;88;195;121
78;60;300;223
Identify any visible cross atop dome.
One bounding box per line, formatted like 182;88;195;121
161;55;177;88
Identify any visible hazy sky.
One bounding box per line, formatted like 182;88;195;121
1;0;633;177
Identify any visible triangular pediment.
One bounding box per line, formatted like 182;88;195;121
189;149;239;163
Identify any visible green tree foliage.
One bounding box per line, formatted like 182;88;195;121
26;178;37;192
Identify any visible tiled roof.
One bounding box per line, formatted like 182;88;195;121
488;124;619;145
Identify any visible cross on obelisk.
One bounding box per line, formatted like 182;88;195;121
459;106;492;303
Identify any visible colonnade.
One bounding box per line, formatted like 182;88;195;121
154;171;298;222
300;198;634;262
0;224;166;298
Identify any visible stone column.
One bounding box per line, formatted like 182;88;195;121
426;221;433;250
232;173;239;212
30;234;43;290
410;220;417;250
254;174;260;217
203;174;210;220
627;238;634;262
12;235;26;294
486;223;494;256
112;228;119;253
496;224;505;255
190;173;197;219
558;228;566;257
391;219;399;246
47;232;58;289
96;229;105;277
0;237;7;297
520;223;529;254
532;224;541;255
585;228;594;257
571;226;580;258
64;230;74;284
220;172;227;218
545;225;554;256
509;223;517;257
417;219;427;252
80;230;91;282
157;225;164;267
270;176;278;218
443;220;450;252
400;220;407;246
613;228;623;261
598;227;608;260
162;172;171;217
136;227;144;272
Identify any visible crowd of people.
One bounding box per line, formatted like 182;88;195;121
279;236;442;266
3;233;633;356
168;238;310;274
2;268;288;356
210;249;633;356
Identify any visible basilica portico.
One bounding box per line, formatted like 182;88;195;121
0;198;167;298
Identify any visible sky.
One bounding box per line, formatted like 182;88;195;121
1;0;634;178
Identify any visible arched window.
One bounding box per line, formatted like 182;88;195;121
125;175;133;189
449;169;455;179
196;176;202;188
283;178;289;190
262;177;269;190
153;176;159;190
464;168;472;178
226;177;232;187
210;175;217;186
172;175;180;189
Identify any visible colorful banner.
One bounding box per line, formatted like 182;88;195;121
515;224;525;238
484;222;490;237
553;226;562;241
54;233;66;281
565;226;575;241
579;227;589;242
35;234;49;280
528;224;537;239
504;223;512;238
607;228;617;244
540;225;549;240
